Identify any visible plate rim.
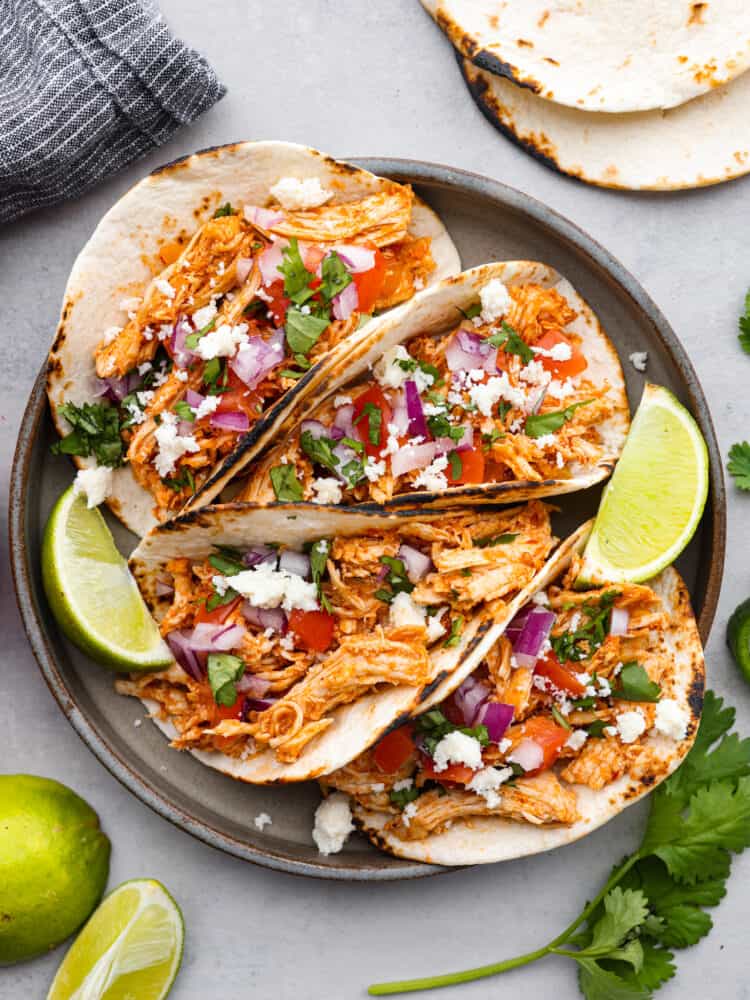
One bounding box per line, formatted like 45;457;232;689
9;153;726;880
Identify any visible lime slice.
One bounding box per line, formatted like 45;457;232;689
42;487;172;671
47;879;183;1000
577;383;708;585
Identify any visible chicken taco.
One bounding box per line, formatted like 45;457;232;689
47;141;460;536
119;500;557;783
236;262;629;508
325;523;704;865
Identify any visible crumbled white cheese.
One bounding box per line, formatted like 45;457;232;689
279;632;295;651
363;457;386;483
401;801;418;827
389;591;427;631
426;607;448;643
312;793;354;855
413;366;435;394
158;323;173;342
393;778;414;792
565;729;589;752
373;345;414;390
136;390;154;409
73;466;113;508
413;453;449;492
194;395;220;421
152;412;200;477
142;326;154;341
154;278;175;300
432;731;483;773
333;394;352;407
468;373;526;416
192;301;218;331
137;361;152;376
597;676;612;698
532;433;558;449
270;176;333;211
534;341;572;361
254;812;272;831
222;563;318;613
616;709;646;744
519;360;550;387
547;378;577;399
604;725;618;737
629;351;649;373
311;477;343;505
119;296;142;313
369;783;385;793
653;698;689;741
479;279;512;323
497;737;512;754
102;325;122;345
531;590;548;606
467;766;513;807
174;369;189;382
194;322;249;360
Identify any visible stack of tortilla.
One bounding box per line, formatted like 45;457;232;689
422;0;750;190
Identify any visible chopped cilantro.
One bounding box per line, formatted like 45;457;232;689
213;202;235;218
203;358;230;395
340;458;366;487
173;400;195;422
353;402;383;446
375;556;414;604
307;538;332;612
551;705;571;730
320;251;352;302
278;238;316;305
389;784;421;809
284;308;330;356
473;532;519;548
51;402;124;467
269;464;304;502
443;615;464;648
487;322;534;364
208;547;245;577
458;302;481;320
482;427;505;451
427;412;465;442
551;591;620;664
341;436;365;455
414;707;488;757
207;653;244;706
525;400;593;439
448;451;463;478
185;315;217;350
300;431;340;474
205;585;239;613
161;467;195;494
612;662;662;703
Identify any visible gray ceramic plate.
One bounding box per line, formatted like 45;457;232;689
10;156;725;880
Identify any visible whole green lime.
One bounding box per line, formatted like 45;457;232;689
0;775;110;965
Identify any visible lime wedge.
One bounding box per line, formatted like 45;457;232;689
47;879;183;1000
577;383;708;585
42;487;172;671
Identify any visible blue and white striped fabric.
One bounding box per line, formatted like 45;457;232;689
0;0;226;223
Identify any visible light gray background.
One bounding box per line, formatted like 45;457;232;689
2;2;749;997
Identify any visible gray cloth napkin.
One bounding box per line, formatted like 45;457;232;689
0;0;226;223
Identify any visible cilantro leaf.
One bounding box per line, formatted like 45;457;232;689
551;591;619;663
269;464;304;502
320;251;352;303
611;662;661;703
448;451;462;478
354;401;382;446
728;441;750;490
414;708;488;757
173;400;195;422
278;238;316;305
307;538;331;612
426;412;465;442
576;958;650;1000
300;431;340;474
525;400;593;439
487;322;534;364
375;556;414;604
285;308;330;356
185;315;217;350
213;202;235;218
208;547;245;576
205;585;239;613
607;943;676;993
52;401;124;467
473;532;518;548
576;888;649;959
389;784;420;808
458;302;481;320
739;288;750;353
443;615;464;648
207;653;244;706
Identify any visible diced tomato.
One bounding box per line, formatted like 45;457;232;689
420;755;477;787
352;246;387;313
535;331;587;379
534;651;586;697
289;608;336;653
517;716;569;773
214;369;263;420
304;245;326;271
195;595;242;626
263;279;291;327
447;445;485;485
374;724;416;773
212;696;244;722
352;385;392;457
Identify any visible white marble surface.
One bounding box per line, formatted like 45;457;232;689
2;2;750;997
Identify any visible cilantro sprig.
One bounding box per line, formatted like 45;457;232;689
487;321;534;364
525;400;593;439
738;288;750;354
51;401;125;467
368;690;750;999
551;591;620;664
727;441;750;491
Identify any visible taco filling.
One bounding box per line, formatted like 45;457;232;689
325;556;693;842
240;275;616;505
116;502;555;765
53;180;435;519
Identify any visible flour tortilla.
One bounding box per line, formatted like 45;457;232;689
47;141;460;538
354;525;705;866
129;502;555;783
462;57;750;191
423;0;750;113
235;260;629;509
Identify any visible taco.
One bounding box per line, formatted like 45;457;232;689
236;262;629;508
47;141;460;537
324;523;704;865
118;500;557;783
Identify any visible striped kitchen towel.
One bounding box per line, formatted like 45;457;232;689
0;0;226;223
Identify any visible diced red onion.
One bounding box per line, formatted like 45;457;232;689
257;239;287;286
397;544;432;583
166;631;205;680
242;696;278;719
242;602;287;633
453;675;491;726
236;674;271;697
210;410;249;432
329;425;344;441
186;622;246;651
609;608;630;636
278;550;310;578
389;389;409;437
231;329;285;389
474;701;514;743
334;244;376;273
526;385;548;416
404;380;428;440
506;604;532;644
332;280;359;321
245;206;285;230
243;545;278;568
185;388;203;409
176;420;194;437
332;404;356;440
434;425;474;455
300;419;329;440
445;330;497;374
236;257;253;284
331;441;360;482
170;318;195;370
513;608;556;668
155;579;174;598
391;441;438;478
509;738;544;772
